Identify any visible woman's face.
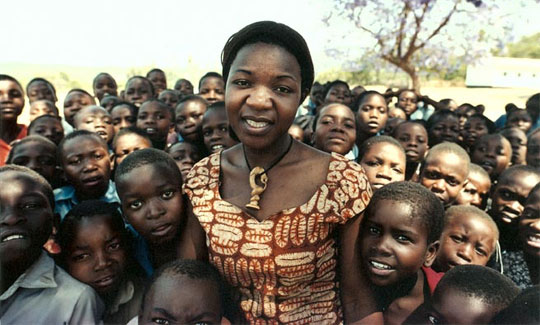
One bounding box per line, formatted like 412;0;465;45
225;42;302;150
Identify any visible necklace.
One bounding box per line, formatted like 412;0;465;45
242;136;294;210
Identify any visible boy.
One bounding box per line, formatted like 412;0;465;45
6;135;58;186
73;105;115;145
471;133;512;181
136;99;174;150
418;142;470;208
29;99;58;121
360;181;444;325
63;89;96;128
55;130;119;219
0;165;103;323
404;265;520;324
166;141;201;180
27;115;65;145
174;95;207;144
201;101;238;154
133;259;225;325
455;163;491;210
112;127;153;167
0;75;27;167
527;128;540;170
433;205;498;272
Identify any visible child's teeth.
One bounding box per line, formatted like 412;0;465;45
371;261;392;270
246;119;269;128
529;235;540;242
2;234;24;242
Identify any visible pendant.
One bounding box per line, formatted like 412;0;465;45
246;166;268;210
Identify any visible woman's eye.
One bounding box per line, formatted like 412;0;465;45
366;160;378;166
130;200;143;209
162;190;174;199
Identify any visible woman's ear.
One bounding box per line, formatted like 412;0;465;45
423;240;440;267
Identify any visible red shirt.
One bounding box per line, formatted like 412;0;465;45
0;124;27;166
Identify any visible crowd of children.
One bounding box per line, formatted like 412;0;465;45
1;20;540;324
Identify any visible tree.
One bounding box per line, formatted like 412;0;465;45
506;32;540;59
324;0;538;91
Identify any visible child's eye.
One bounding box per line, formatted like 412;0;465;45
219;126;228;132
152;318;170;325
202;129;211;137
368;226;380;236
233;79;250;87
392;167;403;174
275;86;292;94
161;190;174;199
72;253;89;262
396;234;411;242
365;160;379;167
499;189;516;201
21;201;41;210
450;235;463;243
446;178;459;186
428;315;440;324
129;200;143;210
475;247;487;256
108;242;121;251
69;158;81;165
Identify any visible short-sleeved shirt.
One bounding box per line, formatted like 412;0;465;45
54;180;120;220
0;124;27;166
0;251;104;324
184;152;372;324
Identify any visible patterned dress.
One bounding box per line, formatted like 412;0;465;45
184;152;372;324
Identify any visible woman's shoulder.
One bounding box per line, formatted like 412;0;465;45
183;152;221;191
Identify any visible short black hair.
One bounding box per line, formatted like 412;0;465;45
221;21;314;103
357;135;405;163
392;120;428;138
491;285;540;324
426;109;458;131
469;163;491;183
423;142;470;177
58;130;108;161
30;99;59;115
139;99;174;122
498;164;540;185
28;115;63;133
365;181;444;244
444;205;498;248
434;265;519;312
466;114;495;133
312;103;356;132
0;165;54;209
6;135;58;165
353;90;386;113
26;77;56;95
92;72;117;89
146;68;165;77
174;78;193;89
198;72;223;90
111;100;138;116
115;148;182;185
175;95;208;117
66;88;94;98
126;76;155;98
322;80;350;100
112;126;152;150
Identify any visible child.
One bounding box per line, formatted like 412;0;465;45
27;115;65;146
426;109;460;146
55;130;119;219
63;88;96;127
383;117;403;136
59;200;146;324
93;72;118;103
433;205;498;272
455;163;491;209
112;127;153;167
404;265;520;324
358;136;406;190
201;101;238;154
288;123;304;142
73;105;115;145
6;135;58;186
124;76;155;108
174;95;208;144
135;259;225;325
158;89;180;109
26;77;57;104
0;74;27;166
111;102;137;134
456;103;478;131
312;103;356;156
471;133;512;181
462;114;495;151
136;99;173;150
388;107;406;120
198;72;225;104
354;91;388;148
501;126;527;166
115;148;187;275
393;120;429;181
418;142;470;208
166;141;201;180
0;165;104;323
491;285;540;324
506;108;533;134
360;181;444;324
100;95;122;112
146;68;167;95
29;99;58;121
174;78;194;95
396;89;418;118
527;128;540;169
323;80;352;107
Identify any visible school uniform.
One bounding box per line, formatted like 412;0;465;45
103;275;145;325
0;251;104;324
0;124;27;166
54;180;120;220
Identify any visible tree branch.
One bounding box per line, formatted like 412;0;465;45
396;1;412;58
415;1;459;51
403;0;430;61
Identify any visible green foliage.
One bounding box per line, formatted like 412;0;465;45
506;32;540;58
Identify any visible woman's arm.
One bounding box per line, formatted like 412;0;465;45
339;212;383;324
177;201;208;261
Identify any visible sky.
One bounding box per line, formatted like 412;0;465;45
1;0;538;74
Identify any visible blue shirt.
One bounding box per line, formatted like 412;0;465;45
54;180;120;220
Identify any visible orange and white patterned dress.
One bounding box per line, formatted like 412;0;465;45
184;152;372;324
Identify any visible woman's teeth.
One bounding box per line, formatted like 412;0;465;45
246;119;269;128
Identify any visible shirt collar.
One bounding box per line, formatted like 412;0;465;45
54;181;118;203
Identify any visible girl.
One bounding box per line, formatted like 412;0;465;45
312;103;356;156
181;21;378;324
426;109;460;147
462;114;495;151
93;72;118;103
123;76;154;108
392;120;428;181
354;90;388;150
358;136;406;190
198;72;225;104
323;80;352;107
0;74;27;166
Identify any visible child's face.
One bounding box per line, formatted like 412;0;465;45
503;128;527;165
419;152;468;206
9;141;57;183
202;109;237;153
117;164;184;246
491;173;540;226
74;106;114;144
360;143;405;190
356;94;388;136
288;125;304;142
139;275;222;325
456;106;476;130
383;118;402;136
507;110;532;133
124;78;153;107
175;79;194;95
455;172;490;209
426;287;495;324
93;74;118;101
389;108;406;120
429;116;460;146
168;142;200;179
324;84;352;106
0;80;25;122
0;171;53;267
435;214;496;272
111;105;136;134
158;90;179;109
61;136;111;199
397;91;418;116
199;77;224;104
28;117;64;145
137;102;172;143
147;71;167;95
314;103;356;155
519;187;540;257
394;123;428;163
29;100;57;121
463;116;489;148
66;215;127;296
527;132;540;169
471;135;511;179
113;133;152;166
64;91;95;126
100;96;121;112
360;200;437;287
27;81;56;103
175;100;206;143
